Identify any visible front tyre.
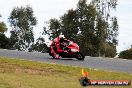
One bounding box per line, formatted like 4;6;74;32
48;48;55;59
76;52;85;60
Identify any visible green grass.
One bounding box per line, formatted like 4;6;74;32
0;57;132;88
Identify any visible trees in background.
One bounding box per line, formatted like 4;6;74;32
43;0;118;57
0;22;7;34
119;48;132;60
29;38;48;53
1;6;48;52
8;6;37;51
0;15;10;49
91;0;118;56
28;35;48;53
43;19;61;40
0;14;7;34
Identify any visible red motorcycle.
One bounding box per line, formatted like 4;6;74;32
48;41;85;60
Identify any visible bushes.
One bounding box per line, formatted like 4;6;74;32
0;34;10;49
28;37;48;53
119;49;132;60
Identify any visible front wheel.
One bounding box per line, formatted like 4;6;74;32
76;52;85;60
48;48;55;59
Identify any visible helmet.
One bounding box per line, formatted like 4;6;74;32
59;35;65;43
59;35;65;39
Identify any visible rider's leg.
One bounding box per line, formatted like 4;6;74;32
51;47;60;59
56;44;63;53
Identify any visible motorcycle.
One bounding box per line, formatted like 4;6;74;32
46;40;85;60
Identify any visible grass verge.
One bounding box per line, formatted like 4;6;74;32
0;57;132;88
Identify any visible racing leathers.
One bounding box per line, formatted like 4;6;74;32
50;35;70;59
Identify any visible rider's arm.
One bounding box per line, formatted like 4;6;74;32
50;41;55;47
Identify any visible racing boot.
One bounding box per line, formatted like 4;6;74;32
55;54;60;59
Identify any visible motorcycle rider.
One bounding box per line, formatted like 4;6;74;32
50;33;70;59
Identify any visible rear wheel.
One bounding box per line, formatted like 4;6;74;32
76;52;85;60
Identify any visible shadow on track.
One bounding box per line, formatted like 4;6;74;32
48;57;84;61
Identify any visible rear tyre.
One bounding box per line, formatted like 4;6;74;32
76;52;85;60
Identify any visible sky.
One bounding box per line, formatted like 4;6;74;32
0;0;132;53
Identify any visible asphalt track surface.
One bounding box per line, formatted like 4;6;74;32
0;49;132;74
